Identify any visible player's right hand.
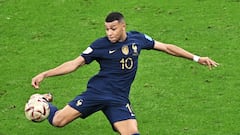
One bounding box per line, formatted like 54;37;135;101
31;74;44;89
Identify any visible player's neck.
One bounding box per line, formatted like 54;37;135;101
119;32;127;42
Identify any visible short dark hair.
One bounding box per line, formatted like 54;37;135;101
105;12;124;22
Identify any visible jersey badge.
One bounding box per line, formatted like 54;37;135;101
82;47;93;54
122;45;129;55
144;34;153;41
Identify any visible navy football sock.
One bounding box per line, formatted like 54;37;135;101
132;134;140;135
47;103;58;126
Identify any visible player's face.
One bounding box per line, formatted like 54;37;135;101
105;20;126;43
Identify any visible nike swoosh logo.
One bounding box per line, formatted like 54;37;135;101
109;50;116;54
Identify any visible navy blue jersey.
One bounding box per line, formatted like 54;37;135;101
81;31;155;100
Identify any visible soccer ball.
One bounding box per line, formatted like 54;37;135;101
24;94;50;122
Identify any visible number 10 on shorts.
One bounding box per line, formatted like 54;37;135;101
126;103;135;116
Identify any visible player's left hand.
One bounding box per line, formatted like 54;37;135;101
198;57;219;70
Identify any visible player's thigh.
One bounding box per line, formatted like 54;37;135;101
113;119;139;134
53;105;81;126
103;102;138;133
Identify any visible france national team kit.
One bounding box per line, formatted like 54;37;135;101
68;31;155;126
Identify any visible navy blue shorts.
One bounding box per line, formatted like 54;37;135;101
68;91;136;125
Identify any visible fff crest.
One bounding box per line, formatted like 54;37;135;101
132;43;138;56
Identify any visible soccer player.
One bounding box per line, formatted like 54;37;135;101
31;12;219;135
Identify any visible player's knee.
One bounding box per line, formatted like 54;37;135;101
52;116;67;127
118;129;139;135
119;132;140;135
115;120;139;135
52;119;66;127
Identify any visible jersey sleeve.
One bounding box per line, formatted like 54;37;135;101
140;33;155;50
80;39;101;64
81;46;95;64
130;31;155;50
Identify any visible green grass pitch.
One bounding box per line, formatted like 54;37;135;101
0;0;239;134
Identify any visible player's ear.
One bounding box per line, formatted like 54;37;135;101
123;22;126;28
121;21;126;29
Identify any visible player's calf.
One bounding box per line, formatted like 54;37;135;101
50;105;82;127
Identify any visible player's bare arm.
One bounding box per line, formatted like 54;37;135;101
31;56;85;89
154;41;219;69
